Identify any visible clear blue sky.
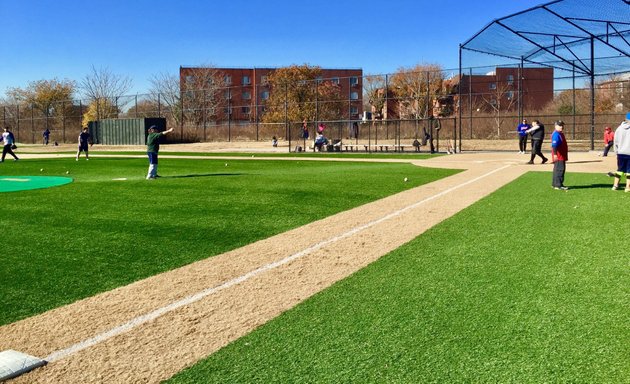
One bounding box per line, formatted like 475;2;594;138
0;0;546;97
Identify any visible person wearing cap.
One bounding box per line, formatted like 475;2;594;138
608;112;630;192
146;125;174;179
76;127;92;161
526;120;549;165
517;118;530;154
601;126;614;157
551;120;569;190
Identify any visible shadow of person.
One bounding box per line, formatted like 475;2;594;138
161;173;242;179
565;183;611;190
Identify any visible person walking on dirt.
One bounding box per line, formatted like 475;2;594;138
551;120;569;190
43;128;51;145
1;127;19;162
601;126;614;157
517;118;530;154
526;120;548;165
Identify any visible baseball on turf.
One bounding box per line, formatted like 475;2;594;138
404;177;408;182
40;168;44;172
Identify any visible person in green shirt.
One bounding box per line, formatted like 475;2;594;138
146;125;174;179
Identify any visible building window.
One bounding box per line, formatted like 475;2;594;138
224;90;231;99
261;76;268;84
506;91;514;100
261;91;270;100
242;76;251;85
350;106;358;115
224;107;232;115
507;75;514;86
242;106;250;114
350;76;359;86
331;77;340;84
242;91;251;100
224;75;232;85
185;75;195;84
489;83;496;90
490;99;497;106
350;91;359;100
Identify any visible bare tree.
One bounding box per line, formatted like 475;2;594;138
148;72;183;126
363;75;386;119
180;66;226;126
80;66;133;119
480;79;518;136
389;64;445;120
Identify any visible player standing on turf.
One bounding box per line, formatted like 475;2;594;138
76;127;92;161
146;125;174;179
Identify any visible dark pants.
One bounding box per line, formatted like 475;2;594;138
603;142;613;156
530;140;548;163
2;144;18;161
519;135;528;152
552;160;566;187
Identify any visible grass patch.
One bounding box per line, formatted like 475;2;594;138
17;150;440;160
0;157;458;325
168;172;629;383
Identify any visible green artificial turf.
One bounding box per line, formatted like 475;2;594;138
0;157;458;325
16;151;440;160
168;172;629;383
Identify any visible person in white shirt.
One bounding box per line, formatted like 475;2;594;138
1;127;19;162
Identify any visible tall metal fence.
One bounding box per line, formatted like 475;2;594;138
2;64;628;151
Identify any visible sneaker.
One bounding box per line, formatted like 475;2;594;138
542;158;548;164
607;172;617;177
146;176;156;180
526;161;534;164
13;158;18;161
558;186;569;190
612;185;619;190
76;158;79;161
625;188;630;193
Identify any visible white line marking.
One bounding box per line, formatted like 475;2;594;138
44;164;512;363
0;178;30;182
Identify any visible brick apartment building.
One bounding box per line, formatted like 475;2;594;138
179;66;363;122
457;67;554;113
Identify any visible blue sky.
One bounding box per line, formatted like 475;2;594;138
0;0;546;97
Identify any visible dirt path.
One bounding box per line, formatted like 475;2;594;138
0;152;614;383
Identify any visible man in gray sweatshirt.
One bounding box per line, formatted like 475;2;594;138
609;112;630;192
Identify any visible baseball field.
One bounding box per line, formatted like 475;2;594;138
0;148;628;383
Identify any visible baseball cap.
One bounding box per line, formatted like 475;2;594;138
554;120;565;126
148;125;158;131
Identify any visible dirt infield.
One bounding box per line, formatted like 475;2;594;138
0;150;615;383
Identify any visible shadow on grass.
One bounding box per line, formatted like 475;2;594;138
566;183;612;190
162;173;243;179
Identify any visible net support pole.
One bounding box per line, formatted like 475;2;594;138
458;45;462;152
590;36;595;151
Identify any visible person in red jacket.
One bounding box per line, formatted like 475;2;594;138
601;126;614;157
551;120;569;190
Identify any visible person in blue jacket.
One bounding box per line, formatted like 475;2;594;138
517;118;530;154
551;120;569;190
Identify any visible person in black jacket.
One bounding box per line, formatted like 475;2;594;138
526;120;549;164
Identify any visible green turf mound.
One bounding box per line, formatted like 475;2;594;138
0;176;73;192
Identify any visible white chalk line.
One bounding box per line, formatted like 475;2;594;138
44;164;512;363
